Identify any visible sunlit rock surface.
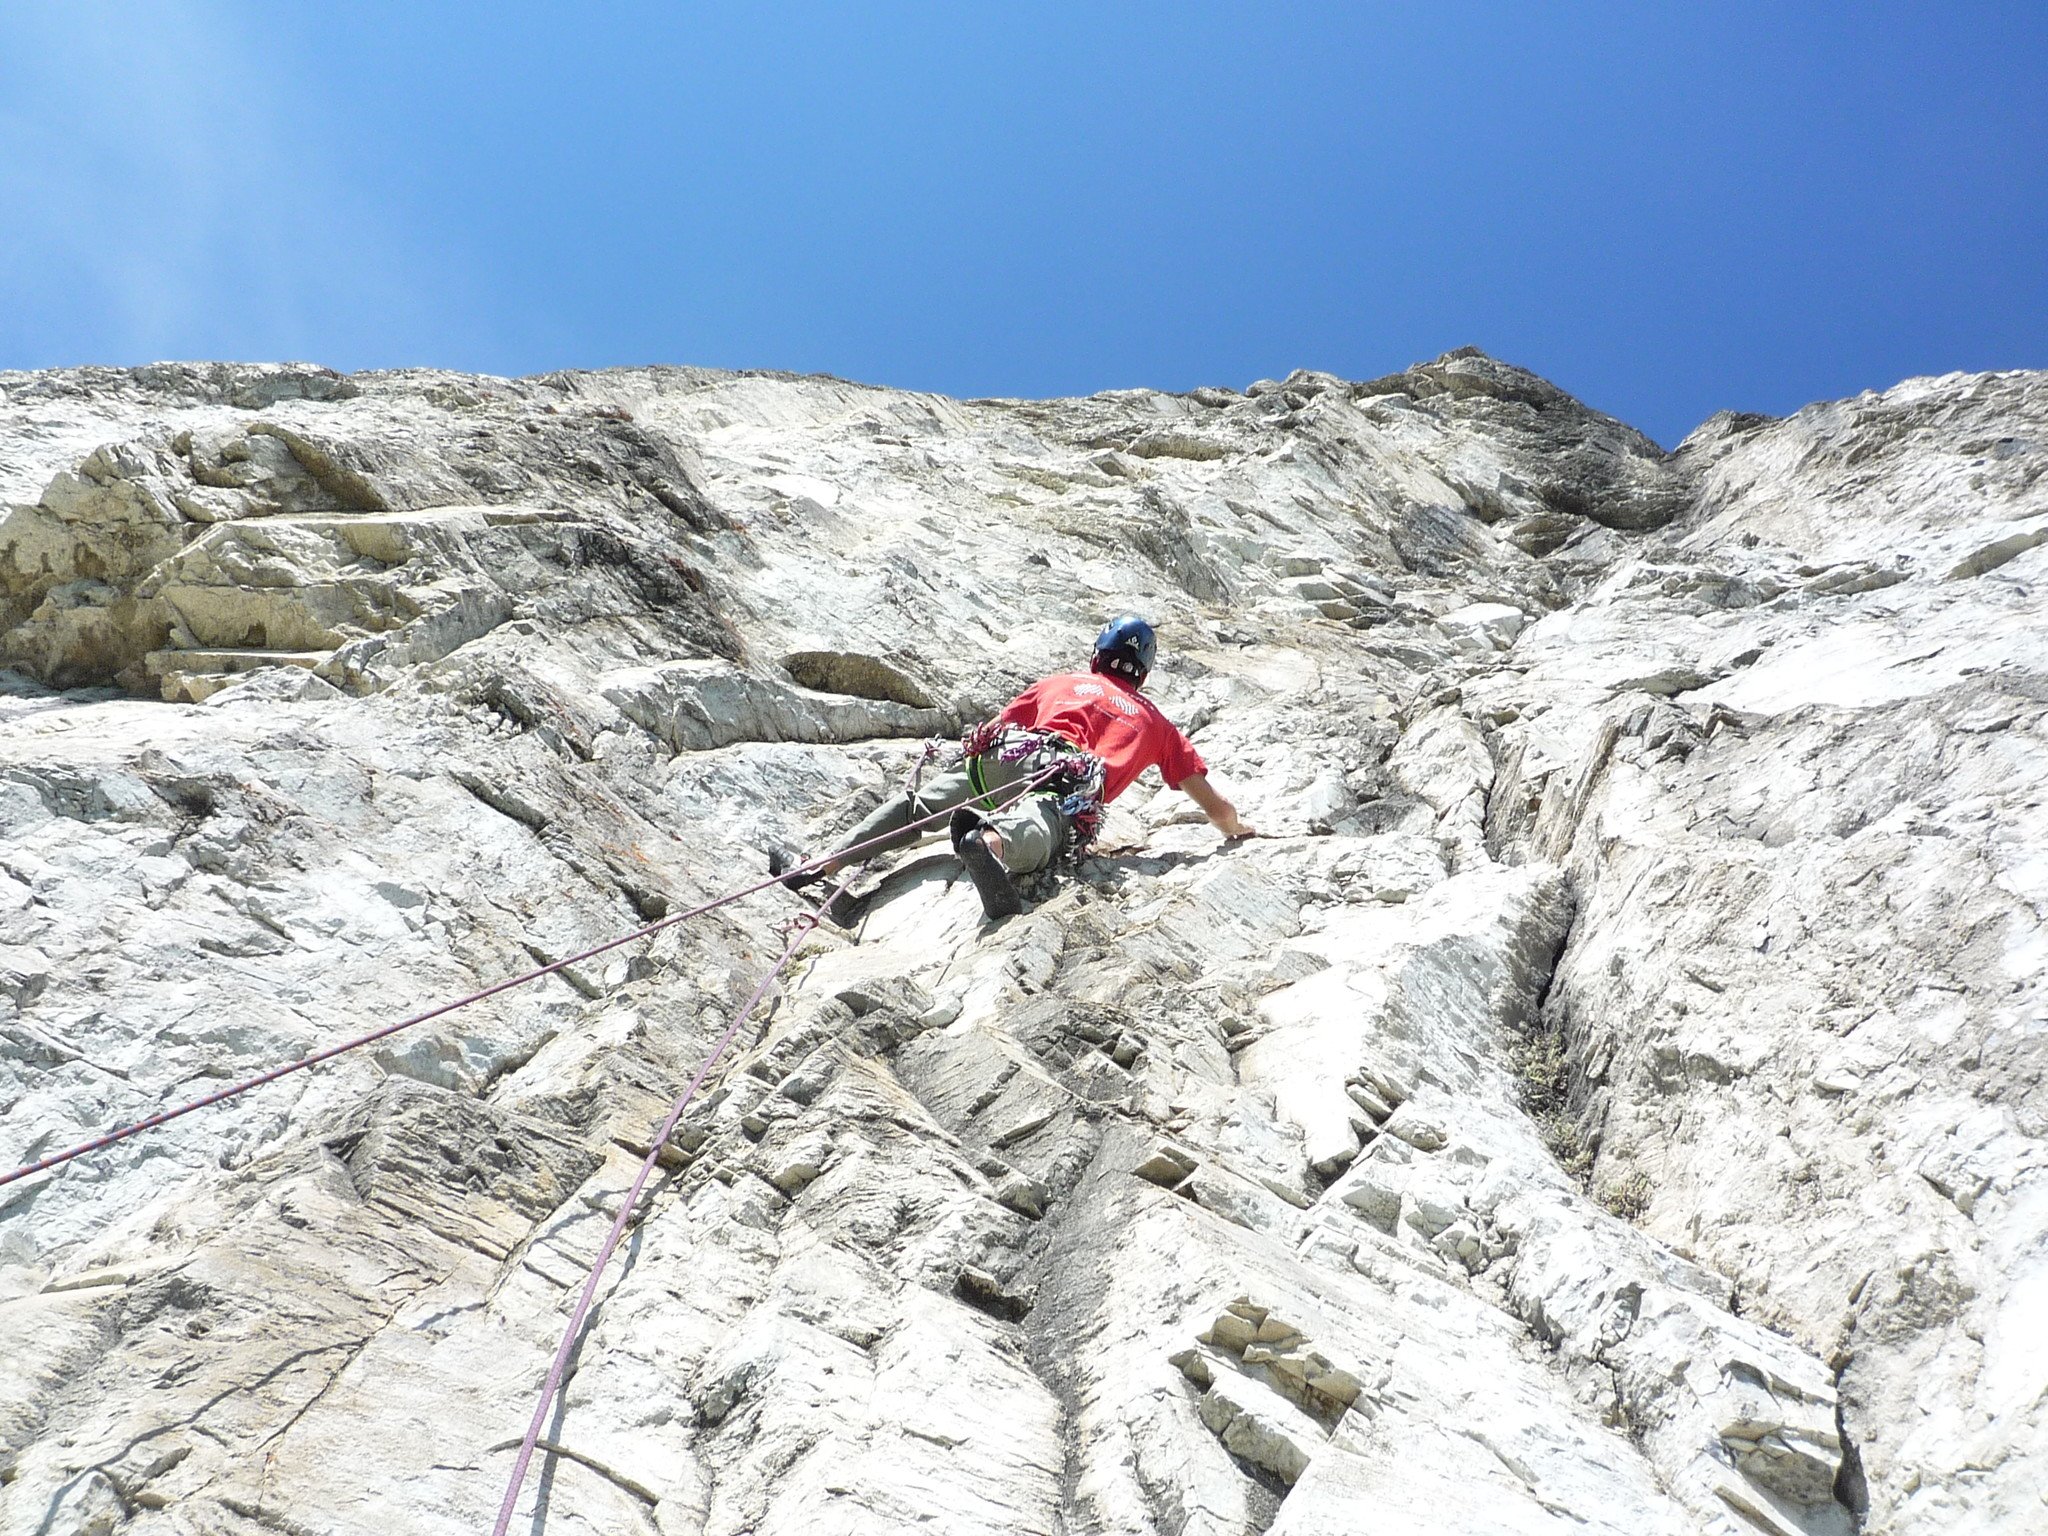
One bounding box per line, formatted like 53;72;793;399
2;352;2042;1535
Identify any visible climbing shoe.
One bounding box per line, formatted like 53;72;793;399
767;846;827;892
948;806;987;853
957;828;1024;920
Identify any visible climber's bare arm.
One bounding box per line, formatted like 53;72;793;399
1178;773;1255;840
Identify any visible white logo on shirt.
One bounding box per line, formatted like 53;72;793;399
1108;693;1140;716
1072;682;1105;698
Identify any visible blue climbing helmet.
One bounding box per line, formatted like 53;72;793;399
1091;614;1156;683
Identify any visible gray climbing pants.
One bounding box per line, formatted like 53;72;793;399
838;753;1069;875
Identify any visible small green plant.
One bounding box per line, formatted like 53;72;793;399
1535;1109;1594;1180
1517;1030;1570;1113
1599;1169;1652;1220
1514;1023;1592;1181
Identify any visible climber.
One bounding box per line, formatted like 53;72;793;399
770;615;1255;919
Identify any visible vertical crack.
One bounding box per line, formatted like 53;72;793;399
1831;1362;1869;1532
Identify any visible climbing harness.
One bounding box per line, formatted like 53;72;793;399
960;721;1107;859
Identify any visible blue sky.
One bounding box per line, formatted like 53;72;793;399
2;3;2042;446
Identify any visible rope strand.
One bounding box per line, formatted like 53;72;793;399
0;760;1058;1192
491;747;1062;1531
488;870;852;1536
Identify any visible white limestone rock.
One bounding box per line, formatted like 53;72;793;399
1;353;2042;1536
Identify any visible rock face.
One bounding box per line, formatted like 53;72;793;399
0;352;2041;1536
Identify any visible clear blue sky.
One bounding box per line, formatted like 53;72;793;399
3;3;2043;446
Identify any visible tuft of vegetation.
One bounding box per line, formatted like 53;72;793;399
1514;1024;1596;1182
1516;1028;1570;1115
1598;1169;1652;1221
1535;1110;1594;1181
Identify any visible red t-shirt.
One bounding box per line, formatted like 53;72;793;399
996;671;1208;803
